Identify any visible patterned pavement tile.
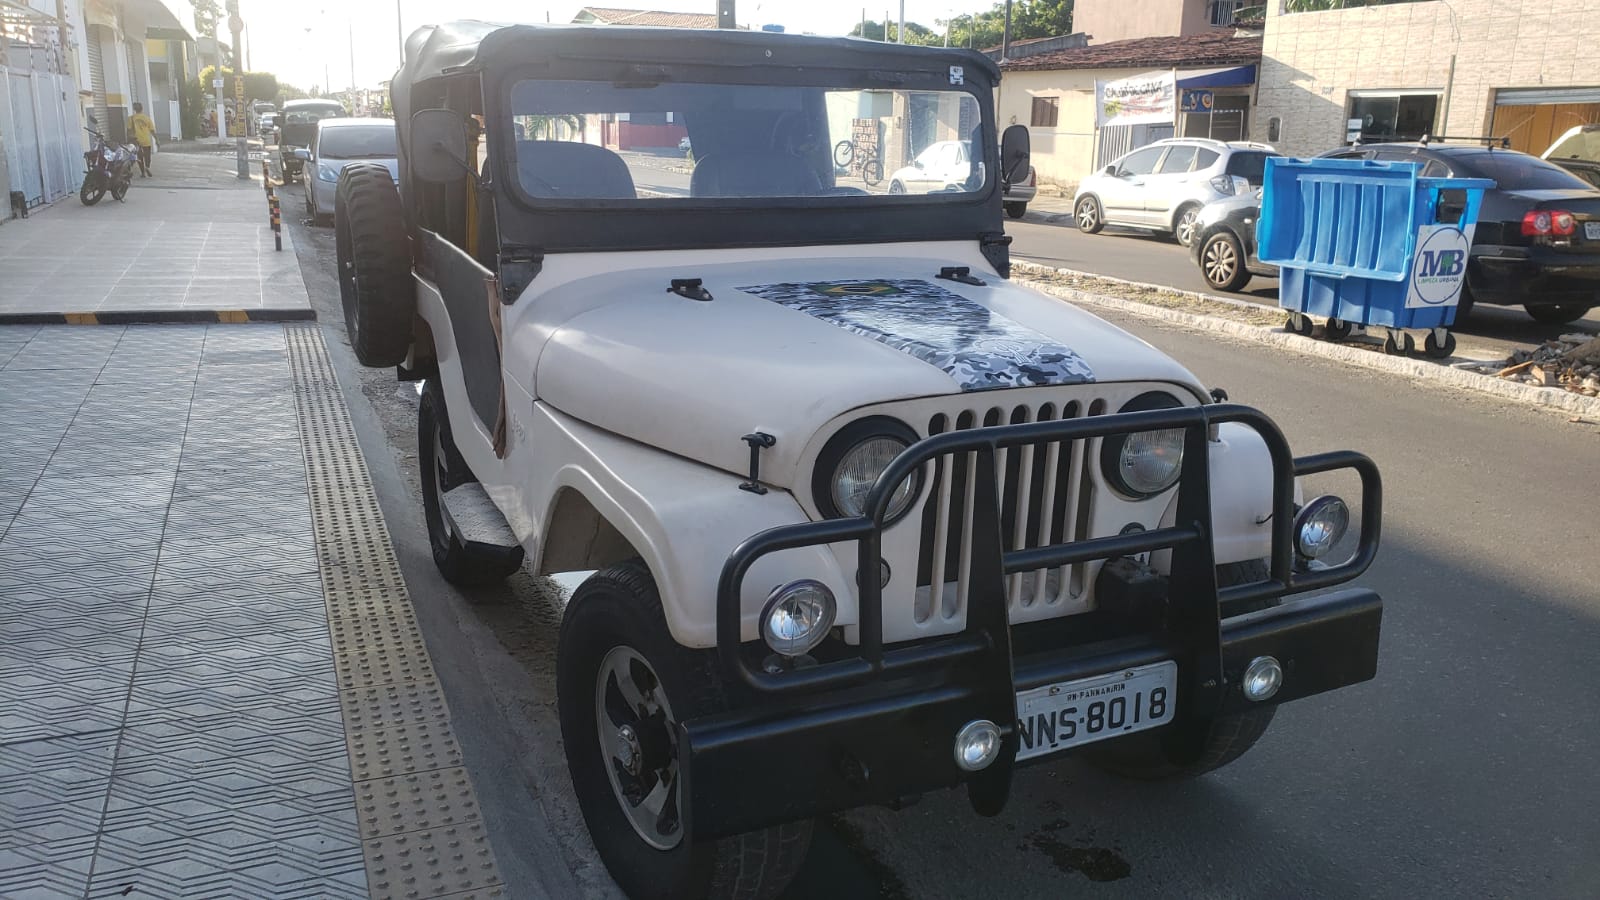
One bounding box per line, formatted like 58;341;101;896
0;834;97;900
0;587;148;629
0;731;119;849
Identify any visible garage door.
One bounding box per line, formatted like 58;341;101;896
1491;88;1600;156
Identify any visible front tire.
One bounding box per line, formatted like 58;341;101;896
559;561;812;900
1004;201;1027;219
1525;303;1593;325
1199;230;1251;292
335;163;413;367
79;176;105;206
1082;559;1278;780
1075;195;1104;234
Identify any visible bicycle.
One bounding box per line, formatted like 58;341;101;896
831;140;883;187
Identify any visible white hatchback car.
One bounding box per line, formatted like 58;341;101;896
887;140;977;195
296;118;399;225
1073;138;1278;247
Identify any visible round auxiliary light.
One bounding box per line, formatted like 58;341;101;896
953;719;1003;772
1242;655;1284;702
760;579;837;658
1294;495;1350;560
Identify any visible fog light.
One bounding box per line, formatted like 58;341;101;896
760;580;836;658
1294;495;1349;560
953;719;1002;772
1242;655;1283;701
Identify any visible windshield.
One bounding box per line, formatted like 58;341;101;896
284;104;345;126
1448;150;1594;191
320;125;397;159
508;78;986;203
1224;150;1277;183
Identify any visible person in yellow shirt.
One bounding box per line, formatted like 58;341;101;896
129;102;155;178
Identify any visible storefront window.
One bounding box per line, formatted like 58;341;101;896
1349;93;1439;143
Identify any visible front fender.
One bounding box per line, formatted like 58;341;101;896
530;405;853;649
1155;421;1303;570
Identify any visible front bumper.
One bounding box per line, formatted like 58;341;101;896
1469;248;1600;305
679;403;1384;840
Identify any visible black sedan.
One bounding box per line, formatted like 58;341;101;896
1191;142;1600;325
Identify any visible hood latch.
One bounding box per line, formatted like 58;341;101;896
670;278;713;301
936;266;986;286
739;432;776;494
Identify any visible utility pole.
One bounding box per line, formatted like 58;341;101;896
397;0;404;67
227;0;247;178
898;0;904;42
1002;0;1012;61
348;20;356;101
718;0;736;29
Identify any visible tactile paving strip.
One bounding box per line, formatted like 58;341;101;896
285;324;503;898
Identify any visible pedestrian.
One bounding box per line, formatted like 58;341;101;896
129;102;155;177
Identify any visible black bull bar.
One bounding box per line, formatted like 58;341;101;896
680;404;1383;839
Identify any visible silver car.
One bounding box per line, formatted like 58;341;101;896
1073;138;1278;247
298;118;399;225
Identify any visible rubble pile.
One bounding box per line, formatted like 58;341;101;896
1469;334;1600;396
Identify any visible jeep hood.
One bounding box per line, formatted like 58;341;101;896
530;250;1206;488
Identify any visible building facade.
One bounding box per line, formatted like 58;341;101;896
1254;0;1600;157
1074;0;1250;45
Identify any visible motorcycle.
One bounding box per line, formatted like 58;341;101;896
80;122;137;206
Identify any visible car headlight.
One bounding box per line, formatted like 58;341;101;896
813;417;922;523
318;164;340;183
760;579;836;657
1294;495;1349;559
1101;392;1186;498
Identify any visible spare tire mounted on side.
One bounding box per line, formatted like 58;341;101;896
335;163;413;367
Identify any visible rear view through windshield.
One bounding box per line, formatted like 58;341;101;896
1448;150;1594;191
319;125;397;159
508;78;986;204
1224;151;1277;183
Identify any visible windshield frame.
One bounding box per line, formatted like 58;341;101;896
494;64;996;217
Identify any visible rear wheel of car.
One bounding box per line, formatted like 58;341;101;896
1524;303;1593;325
1173;204;1201;248
417;379;524;587
888;179;905;194
1004;201;1027;219
1083;559;1277;780
335;163;412;367
1199;230;1252;292
1075;195;1104;234
559;560;813;900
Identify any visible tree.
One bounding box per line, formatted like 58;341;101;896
848;19;941;44
199;66;279;102
193;0;221;37
937;0;1075;51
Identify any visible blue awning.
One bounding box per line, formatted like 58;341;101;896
1177;65;1256;89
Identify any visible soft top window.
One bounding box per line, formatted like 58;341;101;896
507;78;986;205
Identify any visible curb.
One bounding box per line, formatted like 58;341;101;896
0;309;316;326
1012;260;1600;419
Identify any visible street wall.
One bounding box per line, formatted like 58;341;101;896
996;66;1147;188
1255;0;1600;157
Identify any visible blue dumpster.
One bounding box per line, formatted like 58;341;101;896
1256;157;1494;357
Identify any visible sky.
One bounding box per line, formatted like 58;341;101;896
241;0;985;93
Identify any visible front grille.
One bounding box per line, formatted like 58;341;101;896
913;398;1109;623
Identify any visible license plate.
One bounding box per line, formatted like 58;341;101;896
1586;221;1600;241
1015;661;1177;761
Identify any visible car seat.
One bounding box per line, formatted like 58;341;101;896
516;141;636;199
690;152;821;198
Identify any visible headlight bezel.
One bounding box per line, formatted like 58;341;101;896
812;416;924;525
1100;391;1187;500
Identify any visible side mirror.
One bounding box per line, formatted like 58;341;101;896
912;159;924;169
293;148;312;162
1104;165;1119;176
1000;124;1030;189
86;113;98;126
411;108;470;184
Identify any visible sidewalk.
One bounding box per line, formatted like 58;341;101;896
0;153;309;322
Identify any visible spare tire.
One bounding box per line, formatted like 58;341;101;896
335;163;412;367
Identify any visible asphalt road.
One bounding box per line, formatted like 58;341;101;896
1005;216;1600;360
284;188;1600;899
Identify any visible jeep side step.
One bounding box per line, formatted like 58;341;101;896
442;482;524;558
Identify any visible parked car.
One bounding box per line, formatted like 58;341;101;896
1004;164;1037;219
678;135;692;152
886;139;981;195
1074;138;1279;246
1191;141;1600;324
296;118;398;225
1542;124;1600;190
335;21;1386;900
275;98;347;183
259;112;278;136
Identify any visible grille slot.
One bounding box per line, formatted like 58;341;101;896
915;399;1104;622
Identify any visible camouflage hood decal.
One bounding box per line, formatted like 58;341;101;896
736;279;1096;391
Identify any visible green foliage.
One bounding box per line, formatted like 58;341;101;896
848;19;941;45
903;0;1076;52
1284;0;1422;10
178;77;203;139
193;0;221;36
198;66;279;102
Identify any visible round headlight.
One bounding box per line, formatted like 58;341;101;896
1294;495;1349;560
1101;392;1186;499
814;417;923;524
760;579;837;657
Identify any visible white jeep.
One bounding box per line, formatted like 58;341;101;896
336;22;1386;900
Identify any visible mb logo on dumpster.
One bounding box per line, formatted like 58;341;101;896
1407;224;1474;308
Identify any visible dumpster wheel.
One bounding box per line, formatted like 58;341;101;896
1286;313;1314;337
1382;330;1415;356
1424;329;1456;360
1324;318;1353;342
